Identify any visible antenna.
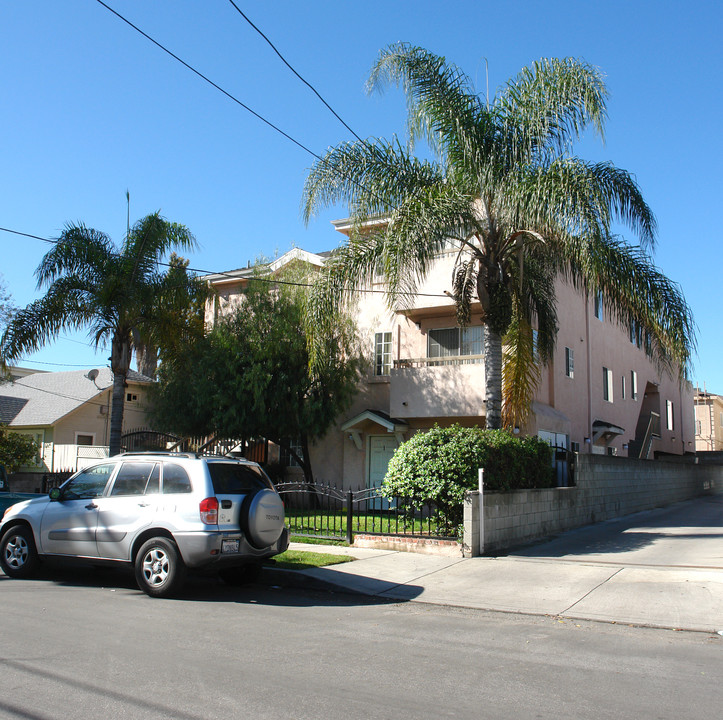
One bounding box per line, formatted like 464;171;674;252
126;189;130;236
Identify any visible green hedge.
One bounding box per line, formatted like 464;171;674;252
382;425;554;529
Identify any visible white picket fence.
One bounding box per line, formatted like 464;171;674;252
46;444;110;472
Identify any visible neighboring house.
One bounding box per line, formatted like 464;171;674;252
204;229;694;491
0;367;154;472
694;389;723;452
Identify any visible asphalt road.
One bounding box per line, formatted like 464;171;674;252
0;566;721;720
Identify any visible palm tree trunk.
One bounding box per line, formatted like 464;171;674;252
109;371;126;456
484;327;503;429
109;333;131;456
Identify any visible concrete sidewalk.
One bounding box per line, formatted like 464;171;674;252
283;497;723;633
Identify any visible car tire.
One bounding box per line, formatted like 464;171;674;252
0;525;40;579
219;562;262;586
134;537;186;598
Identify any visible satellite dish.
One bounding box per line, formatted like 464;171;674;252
85;369;99;382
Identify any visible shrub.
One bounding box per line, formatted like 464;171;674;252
382;425;553;528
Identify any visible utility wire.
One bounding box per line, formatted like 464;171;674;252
94;0;321;161
0;226;451;299
225;0;364;143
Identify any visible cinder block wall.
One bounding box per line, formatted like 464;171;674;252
466;456;722;555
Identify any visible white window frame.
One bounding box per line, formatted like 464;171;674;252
564;347;574;378
427;326;484;361
631;370;638;401
666;400;675;431
621;375;626;400
374;331;392;376
594;292;604;321
603;367;613;403
74;432;96;446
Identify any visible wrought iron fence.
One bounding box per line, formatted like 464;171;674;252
275;481;460;544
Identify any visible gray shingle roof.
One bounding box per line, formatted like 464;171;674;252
0;368;152;427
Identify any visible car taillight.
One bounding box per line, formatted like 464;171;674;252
199;497;219;525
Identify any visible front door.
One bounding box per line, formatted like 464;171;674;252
39;463;116;557
368;436;398;510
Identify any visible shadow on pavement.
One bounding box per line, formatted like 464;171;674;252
0;562;413;607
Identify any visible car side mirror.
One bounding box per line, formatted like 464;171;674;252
49;488;61;501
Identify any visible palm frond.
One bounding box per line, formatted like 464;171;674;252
496;57;608;162
501;309;540;429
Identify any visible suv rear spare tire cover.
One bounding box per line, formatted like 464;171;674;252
242;488;285;549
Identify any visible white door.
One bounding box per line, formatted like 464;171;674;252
368;436;398;510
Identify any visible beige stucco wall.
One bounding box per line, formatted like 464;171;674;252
204;244;695;491
694;393;723;451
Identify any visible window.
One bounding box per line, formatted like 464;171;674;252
374;331;392;375
603;367;613;402
281;439;304;468
532;329;539;359
594;292;603;321
162;464;192;494
428;326;484;362
110;462;158;496
621;375;626;400
565;347;574;378
62;464;115;499
126;393;138;402
75;433;94;446
631;371;638;400
629;321;642;347
666;400;675;431
696;419;702;435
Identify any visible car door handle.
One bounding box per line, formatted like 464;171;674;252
138;502;150;507
85;502;98;509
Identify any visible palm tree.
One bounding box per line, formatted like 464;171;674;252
0;213;206;454
302;44;694;429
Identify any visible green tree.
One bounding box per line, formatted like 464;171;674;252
0;274;15;333
0;213;205;455
302;44;694;429
0;425;38;472
152;272;361;484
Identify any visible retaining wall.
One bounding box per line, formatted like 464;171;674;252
463;455;723;556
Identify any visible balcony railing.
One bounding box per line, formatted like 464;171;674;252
394;354;485;368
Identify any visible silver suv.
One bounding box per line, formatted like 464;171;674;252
0;452;289;597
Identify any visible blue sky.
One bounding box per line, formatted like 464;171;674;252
1;1;721;391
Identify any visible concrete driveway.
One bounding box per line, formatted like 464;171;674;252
289;494;723;632
510;493;723;569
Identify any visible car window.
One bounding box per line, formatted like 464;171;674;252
207;463;270;494
62;464;115;500
162;463;192;494
110;462;158;497
144;464;160;494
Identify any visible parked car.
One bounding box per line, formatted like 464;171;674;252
0;452;288;597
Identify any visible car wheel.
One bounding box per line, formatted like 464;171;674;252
219;563;262;586
0;525;40;579
134;537;186;598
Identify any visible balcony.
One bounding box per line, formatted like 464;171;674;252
389;355;486;419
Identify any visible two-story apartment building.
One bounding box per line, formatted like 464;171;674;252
694;389;723;452
204;227;694;491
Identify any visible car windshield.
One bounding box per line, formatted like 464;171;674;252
207;463;272;494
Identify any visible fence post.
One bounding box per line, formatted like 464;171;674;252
346;488;353;545
478;468;484;555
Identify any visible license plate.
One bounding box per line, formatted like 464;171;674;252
222;539;240;554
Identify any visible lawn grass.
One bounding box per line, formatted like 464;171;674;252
267;549;355;570
285;509;457;539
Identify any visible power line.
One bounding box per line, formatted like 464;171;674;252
0;225;450;299
94;0;321;161
225;0;364;143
